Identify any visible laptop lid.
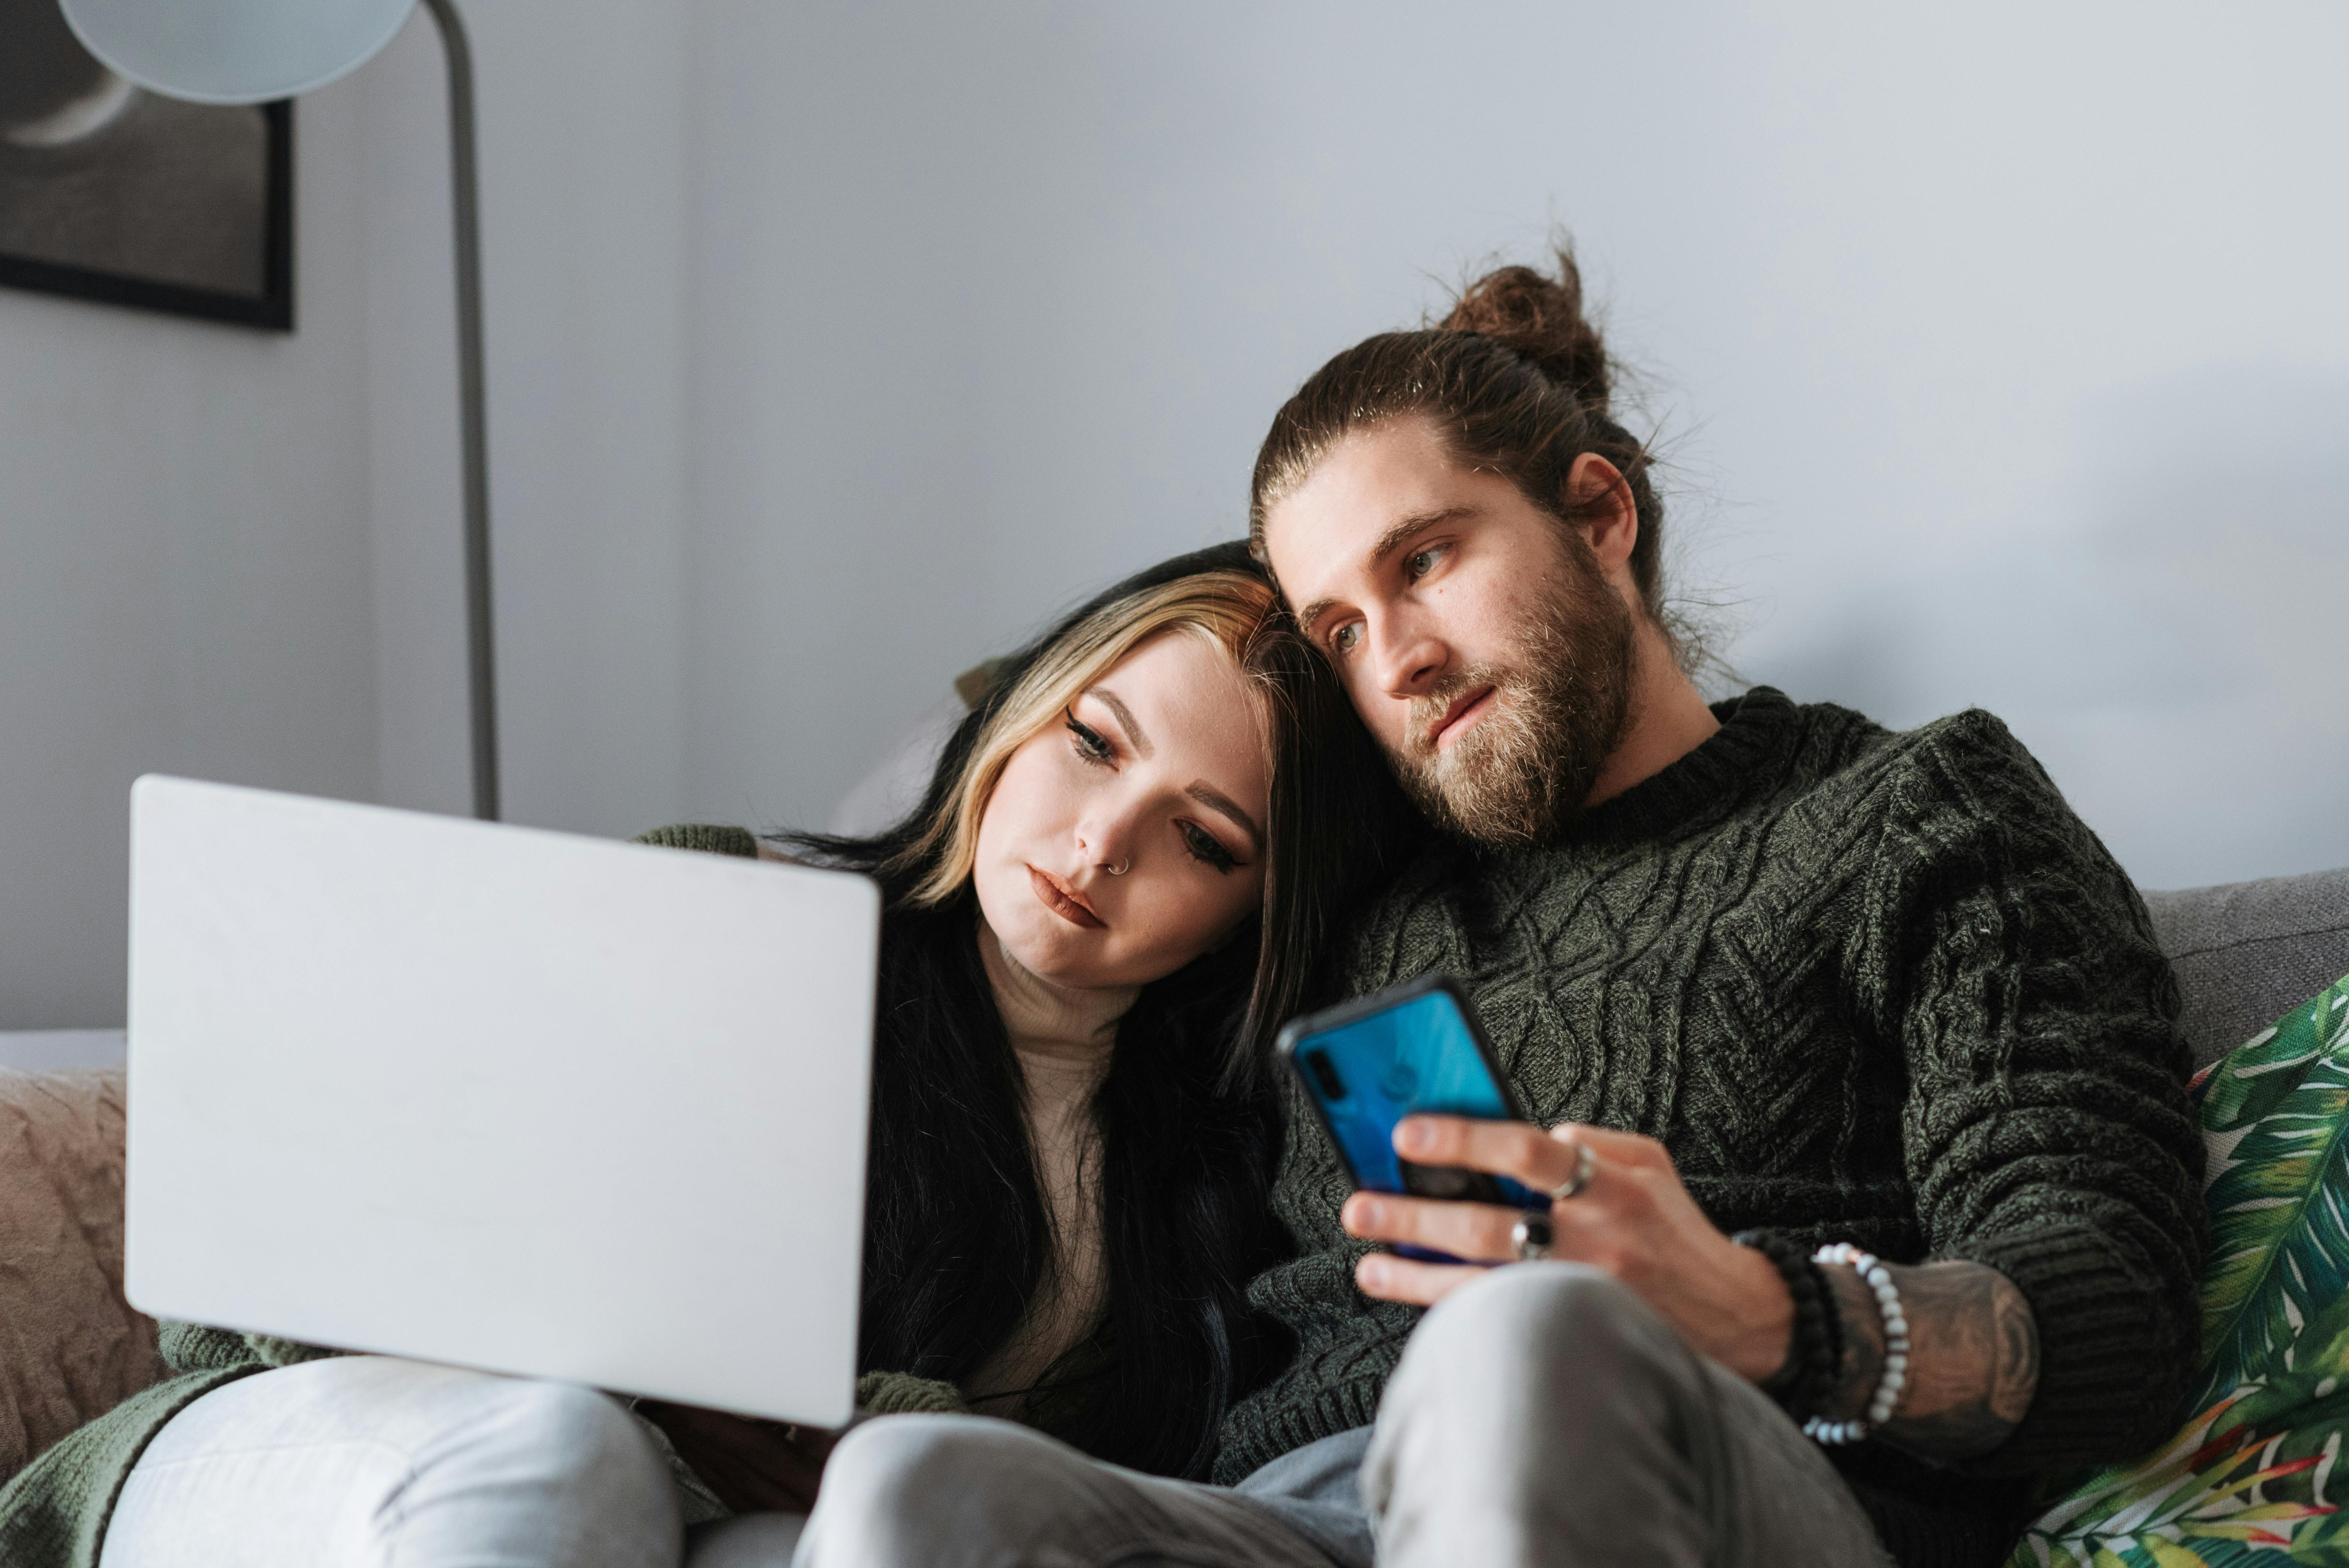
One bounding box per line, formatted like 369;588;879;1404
125;775;877;1427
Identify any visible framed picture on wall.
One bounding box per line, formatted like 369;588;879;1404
0;0;294;331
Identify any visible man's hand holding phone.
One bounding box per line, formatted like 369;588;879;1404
1342;1115;1795;1387
1280;977;1794;1387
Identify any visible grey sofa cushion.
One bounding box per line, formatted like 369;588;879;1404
2143;866;2349;1069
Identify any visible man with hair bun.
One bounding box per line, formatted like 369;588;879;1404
798;251;2206;1568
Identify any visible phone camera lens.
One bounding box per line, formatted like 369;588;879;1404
1305;1049;1348;1101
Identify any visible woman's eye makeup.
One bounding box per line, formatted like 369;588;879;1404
1180;821;1238;873
1058;702;1243;873
1064;709;1114;766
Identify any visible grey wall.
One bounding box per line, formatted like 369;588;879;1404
0;1;693;1027
675;0;2349;887
4;0;2344;1028
355;4;690;834
0;78;377;1029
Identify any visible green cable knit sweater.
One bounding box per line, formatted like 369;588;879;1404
0;823;969;1568
1214;688;2208;1568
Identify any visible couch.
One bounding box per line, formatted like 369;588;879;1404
2;866;2343;1487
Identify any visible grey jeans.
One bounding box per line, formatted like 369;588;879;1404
794;1263;1892;1568
99;1265;1891;1567
101;1356;684;1568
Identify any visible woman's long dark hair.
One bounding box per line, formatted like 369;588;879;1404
786;542;1416;1478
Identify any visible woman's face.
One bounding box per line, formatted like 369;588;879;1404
973;629;1271;992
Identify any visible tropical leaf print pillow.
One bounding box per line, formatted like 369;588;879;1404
2014;971;2349;1567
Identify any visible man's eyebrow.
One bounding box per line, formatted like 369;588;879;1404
1087;688;1152;758
1291;507;1478;640
1294;596;1339;640
1368;506;1475;566
1187;784;1263;853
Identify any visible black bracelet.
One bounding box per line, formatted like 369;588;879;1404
1732;1229;1839;1423
1792;1257;1843;1423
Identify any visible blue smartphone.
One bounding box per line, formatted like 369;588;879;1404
1278;976;1543;1261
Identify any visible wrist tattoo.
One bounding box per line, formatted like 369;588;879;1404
1816;1258;2039;1461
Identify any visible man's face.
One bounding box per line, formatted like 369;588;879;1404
1263;415;1635;845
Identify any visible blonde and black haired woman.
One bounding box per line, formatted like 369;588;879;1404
0;543;1416;1568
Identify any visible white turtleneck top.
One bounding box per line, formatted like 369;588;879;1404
962;921;1140;1417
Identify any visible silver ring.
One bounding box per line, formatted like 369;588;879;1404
1106;859;1128;876
1510;1213;1554;1262
1549;1137;1597;1201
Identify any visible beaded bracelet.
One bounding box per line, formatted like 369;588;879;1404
1729;1230;1837;1422
1804;1243;1910;1445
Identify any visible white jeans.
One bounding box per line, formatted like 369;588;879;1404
100;1356;686;1568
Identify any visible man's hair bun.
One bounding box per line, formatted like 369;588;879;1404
1435;249;1612;417
1253;237;1676;656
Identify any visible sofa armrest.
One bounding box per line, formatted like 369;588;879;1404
2144;866;2349;1069
0;1068;162;1482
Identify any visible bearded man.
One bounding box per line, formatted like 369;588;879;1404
796;255;2206;1568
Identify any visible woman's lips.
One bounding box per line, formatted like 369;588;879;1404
1429;686;1496;751
1028;865;1104;929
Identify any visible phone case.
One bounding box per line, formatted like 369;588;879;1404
1278;976;1542;1260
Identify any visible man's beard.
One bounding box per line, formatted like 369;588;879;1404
1388;536;1637;848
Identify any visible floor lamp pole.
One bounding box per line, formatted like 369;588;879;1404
422;0;499;821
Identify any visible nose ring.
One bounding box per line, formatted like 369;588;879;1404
1106;859;1129;876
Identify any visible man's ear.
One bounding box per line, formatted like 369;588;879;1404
1563;453;1638;574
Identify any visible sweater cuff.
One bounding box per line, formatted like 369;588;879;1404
1214;1374;1384;1485
855;1371;971;1417
1947;1221;2192;1474
632;823;759;859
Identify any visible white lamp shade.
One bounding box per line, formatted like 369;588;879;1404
60;0;417;106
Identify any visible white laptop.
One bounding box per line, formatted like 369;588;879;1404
125;775;879;1427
